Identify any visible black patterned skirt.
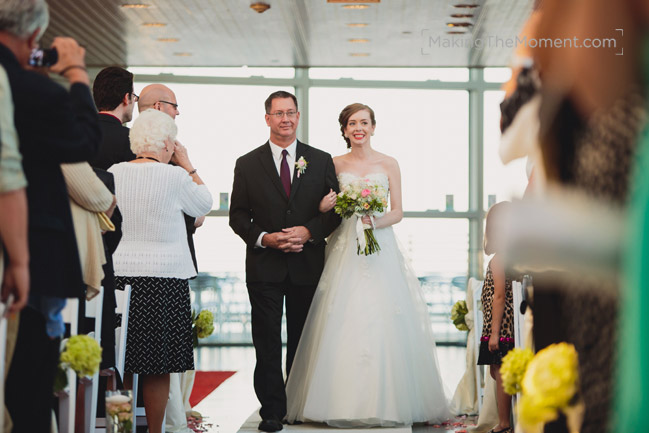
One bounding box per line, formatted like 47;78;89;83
116;276;194;375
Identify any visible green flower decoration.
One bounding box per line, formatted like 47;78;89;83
60;334;102;378
450;300;469;331
192;309;215;347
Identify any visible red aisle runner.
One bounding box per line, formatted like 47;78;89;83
189;371;237;407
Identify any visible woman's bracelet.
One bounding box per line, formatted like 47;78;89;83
59;65;87;76
188;168;197;175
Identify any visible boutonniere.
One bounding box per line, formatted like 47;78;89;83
295;156;308;178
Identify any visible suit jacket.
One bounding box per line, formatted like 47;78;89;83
0;43;101;299
230;140;341;285
90;113;135;170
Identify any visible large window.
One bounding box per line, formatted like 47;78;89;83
132;82;294;198
482;90;528;208
128;67;512;345
309;87;469;212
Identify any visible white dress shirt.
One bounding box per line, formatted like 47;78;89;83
269;138;297;177
256;139;297;248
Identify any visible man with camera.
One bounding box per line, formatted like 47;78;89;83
0;0;100;430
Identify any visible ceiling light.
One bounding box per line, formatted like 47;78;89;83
173;52;192;56
250;2;271;13
157;38;179;42
447;22;473;27
348;38;369;43
121;3;150;8
347;23;369;28
453;4;479;8
328;0;379;2
349;52;370;56
450;13;474;18
343;5;370;9
142;22;166;27
402;31;412;35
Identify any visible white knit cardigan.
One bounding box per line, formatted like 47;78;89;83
109;162;213;279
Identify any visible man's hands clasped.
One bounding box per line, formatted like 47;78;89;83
262;226;312;253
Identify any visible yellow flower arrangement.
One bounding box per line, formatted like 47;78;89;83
60;334;103;378
518;342;580;433
500;347;534;395
518;394;559;433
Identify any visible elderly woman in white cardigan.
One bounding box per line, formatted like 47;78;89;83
109;109;212;433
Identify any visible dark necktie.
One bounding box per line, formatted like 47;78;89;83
280;149;291;197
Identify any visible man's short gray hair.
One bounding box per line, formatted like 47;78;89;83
130;109;178;154
0;0;49;40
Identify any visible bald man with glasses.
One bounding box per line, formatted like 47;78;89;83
138;83;180;119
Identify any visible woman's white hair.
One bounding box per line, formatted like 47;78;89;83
0;0;49;40
129;109;178;154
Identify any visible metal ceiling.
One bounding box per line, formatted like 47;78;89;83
42;0;534;68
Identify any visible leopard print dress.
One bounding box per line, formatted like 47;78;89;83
477;260;514;365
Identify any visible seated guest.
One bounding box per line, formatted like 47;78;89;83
0;0;100;430
109;109;212;433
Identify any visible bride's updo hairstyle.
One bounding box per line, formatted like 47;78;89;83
338;103;376;149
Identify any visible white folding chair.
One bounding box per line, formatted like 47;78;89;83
96;285;132;432
84;287;103;433
512;281;524;349
59;297;80;433
470;278;485;412
114;285;131;381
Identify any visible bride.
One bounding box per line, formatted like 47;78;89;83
285;103;449;427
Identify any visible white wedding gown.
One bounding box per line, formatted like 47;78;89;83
285;172;450;427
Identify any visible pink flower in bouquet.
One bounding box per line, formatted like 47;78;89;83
361;188;371;197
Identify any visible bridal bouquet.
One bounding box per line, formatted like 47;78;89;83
334;178;388;255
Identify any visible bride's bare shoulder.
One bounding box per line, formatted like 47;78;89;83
375;152;400;170
333;154;350;170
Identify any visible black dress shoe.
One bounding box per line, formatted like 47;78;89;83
259;418;284;432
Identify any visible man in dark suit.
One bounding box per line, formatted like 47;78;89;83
230;91;340;432
90;66;134;375
91;66;136;170
0;1;100;430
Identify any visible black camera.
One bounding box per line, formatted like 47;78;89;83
28;47;58;67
